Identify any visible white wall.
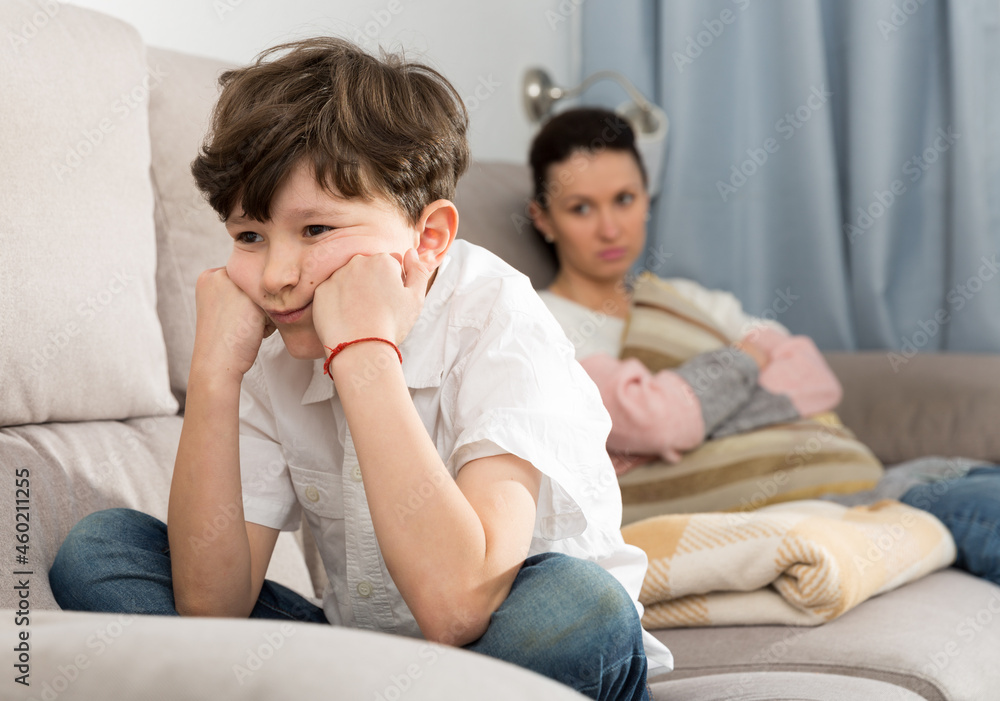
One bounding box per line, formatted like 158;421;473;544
68;0;581;163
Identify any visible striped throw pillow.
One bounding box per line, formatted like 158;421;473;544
621;273;730;371
617;274;883;521
618;413;883;525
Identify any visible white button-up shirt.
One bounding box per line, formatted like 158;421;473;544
238;240;672;669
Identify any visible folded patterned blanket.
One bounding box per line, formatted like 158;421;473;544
622;499;955;628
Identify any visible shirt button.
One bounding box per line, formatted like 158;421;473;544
351;465;363;482
304;485;320;502
357;581;372;598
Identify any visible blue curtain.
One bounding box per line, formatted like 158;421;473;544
579;0;1000;351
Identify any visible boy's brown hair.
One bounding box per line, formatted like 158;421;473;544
192;37;470;225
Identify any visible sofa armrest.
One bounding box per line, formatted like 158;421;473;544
824;352;1000;466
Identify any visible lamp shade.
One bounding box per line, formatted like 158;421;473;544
618;101;669;197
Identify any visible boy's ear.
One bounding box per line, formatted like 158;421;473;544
416;199;459;268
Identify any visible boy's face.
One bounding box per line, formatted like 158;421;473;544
225;160;424;360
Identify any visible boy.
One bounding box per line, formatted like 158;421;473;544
50;37;671;699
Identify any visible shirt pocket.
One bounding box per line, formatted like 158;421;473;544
287;464;344;520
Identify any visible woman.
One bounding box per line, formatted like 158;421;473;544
527;107;1000;587
528;107;841;472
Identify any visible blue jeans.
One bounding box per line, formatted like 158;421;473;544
50;508;649;701
901;465;1000;586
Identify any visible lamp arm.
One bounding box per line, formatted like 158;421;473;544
556;70;656;113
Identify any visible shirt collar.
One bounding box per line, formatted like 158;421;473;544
300;252;457;405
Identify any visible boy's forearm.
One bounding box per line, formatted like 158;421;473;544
330;344;504;643
168;370;255;617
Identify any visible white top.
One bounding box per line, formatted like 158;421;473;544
535;291;627;360
237;240;673;670
538;279;789;359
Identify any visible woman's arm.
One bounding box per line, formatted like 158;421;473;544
747;327;843;416
581;355;704;462
581;348;760;464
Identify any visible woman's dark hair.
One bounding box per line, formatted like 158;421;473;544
528;107;647;208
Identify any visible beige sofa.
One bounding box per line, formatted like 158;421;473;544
2;3;1000;699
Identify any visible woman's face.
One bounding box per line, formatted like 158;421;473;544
532;149;649;287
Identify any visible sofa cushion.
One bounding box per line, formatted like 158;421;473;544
653;568;1000;701
0;420;314;611
650;671;927;700
2;610;586;700
147;46;236;409
0;1;176;425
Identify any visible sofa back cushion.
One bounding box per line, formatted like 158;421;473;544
453;162;556;290
0;1;177;425
147;46;235;409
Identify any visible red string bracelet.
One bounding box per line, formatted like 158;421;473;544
323;337;402;376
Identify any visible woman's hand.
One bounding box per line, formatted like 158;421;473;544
191;267;274;381
312;249;432;349
732;337;770;370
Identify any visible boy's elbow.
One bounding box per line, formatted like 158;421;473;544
415;598;494;647
174;590;210;617
174;588;254;619
174;596;219;618
175;598;214;618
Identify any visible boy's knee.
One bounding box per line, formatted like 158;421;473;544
75;506;138;529
532;554;636;617
502;554;647;695
515;553;643;650
51;509;158;591
62;508;150;548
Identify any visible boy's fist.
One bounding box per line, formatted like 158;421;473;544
192;267;274;380
312;249;431;349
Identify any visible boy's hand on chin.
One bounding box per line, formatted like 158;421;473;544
192;267;274;380
313;249;432;349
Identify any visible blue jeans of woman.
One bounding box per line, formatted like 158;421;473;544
901;465;1000;586
49;508;650;701
823;458;1000;586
